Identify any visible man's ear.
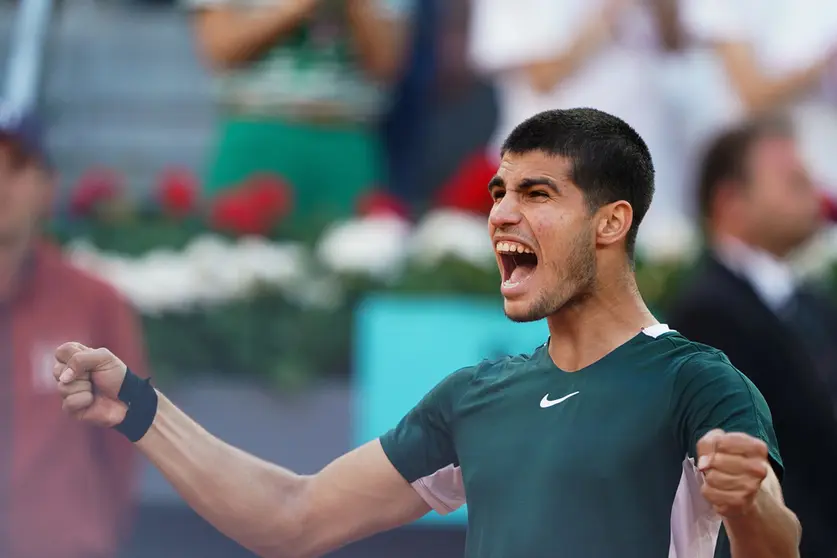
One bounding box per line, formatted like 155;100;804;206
595;200;633;248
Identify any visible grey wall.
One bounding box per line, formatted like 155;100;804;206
38;2;215;200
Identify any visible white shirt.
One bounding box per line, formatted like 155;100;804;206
714;237;797;312
676;0;837;189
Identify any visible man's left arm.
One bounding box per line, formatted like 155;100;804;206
697;430;801;558
673;352;800;558
346;0;414;82
95;289;149;539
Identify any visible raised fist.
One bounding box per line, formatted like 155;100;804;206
53;342;128;428
697;429;770;517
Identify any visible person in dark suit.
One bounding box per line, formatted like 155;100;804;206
668;115;837;558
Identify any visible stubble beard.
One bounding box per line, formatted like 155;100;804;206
505;232;597;323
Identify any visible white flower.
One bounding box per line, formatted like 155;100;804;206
65;234;317;315
65;241;186;314
231;236;307;289
635;217;700;264
409;210;494;269
182;235;240;305
64;239;105;272
316;215;412;280
289;275;345;311
113;249;199;315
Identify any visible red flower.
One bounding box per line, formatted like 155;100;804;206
357;190;409;219
158;167;199;218
819;191;837;222
210;192;267;236
435;150;497;215
209;174;292;236
70;168;124;218
243;174;292;224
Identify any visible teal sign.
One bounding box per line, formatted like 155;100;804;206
353;296;548;525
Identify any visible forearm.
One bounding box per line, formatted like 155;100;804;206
725;487;801;558
523;19;610;93
718;43;830;114
346;0;409;82
196;5;311;70
743;67;827;114
136;392;309;557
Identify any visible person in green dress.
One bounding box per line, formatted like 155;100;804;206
187;0;415;226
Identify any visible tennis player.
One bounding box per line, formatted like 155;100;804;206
54;108;801;558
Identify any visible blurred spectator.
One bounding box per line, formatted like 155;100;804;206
0;102;147;558
465;0;687;242
188;0;415;227
380;0;438;208
677;0;837;196
667;116;837;558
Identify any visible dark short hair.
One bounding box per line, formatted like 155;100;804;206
697;115;794;221
501;108;655;258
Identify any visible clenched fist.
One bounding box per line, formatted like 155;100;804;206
697;429;770;517
54;342;128;428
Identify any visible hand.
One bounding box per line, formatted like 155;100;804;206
697;429;770;517
53;342;128;428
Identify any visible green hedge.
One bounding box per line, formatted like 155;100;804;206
53;216;834;390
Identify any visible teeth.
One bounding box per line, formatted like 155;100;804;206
496;241;534;255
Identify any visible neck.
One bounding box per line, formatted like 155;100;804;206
545;272;657;372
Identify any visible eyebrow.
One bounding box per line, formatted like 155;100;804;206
487;176;559;192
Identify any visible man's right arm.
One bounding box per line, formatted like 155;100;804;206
714;42;832;114
191;0;317;70
138;392;430;558
680;0;834;114
56;342;467;557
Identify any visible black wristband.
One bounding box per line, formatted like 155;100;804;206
113;368;158;443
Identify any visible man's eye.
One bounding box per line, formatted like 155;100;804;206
492;190;505;200
529;190;548;198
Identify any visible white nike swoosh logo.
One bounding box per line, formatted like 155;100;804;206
539;391;580;408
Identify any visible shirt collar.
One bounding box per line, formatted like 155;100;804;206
714;236;797;311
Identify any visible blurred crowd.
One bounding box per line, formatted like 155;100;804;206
185;0;837;247
3;0;837;557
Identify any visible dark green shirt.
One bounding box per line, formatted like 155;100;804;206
379;326;782;558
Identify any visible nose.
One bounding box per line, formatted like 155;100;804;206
489;194;523;229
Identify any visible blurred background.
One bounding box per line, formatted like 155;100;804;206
3;0;837;557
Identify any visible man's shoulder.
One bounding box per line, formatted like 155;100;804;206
662;334;758;396
428;346;547;400
661;332;734;371
467;346;546;381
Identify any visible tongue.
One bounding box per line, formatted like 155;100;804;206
509;263;535;284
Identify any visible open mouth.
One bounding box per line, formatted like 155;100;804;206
496;241;538;290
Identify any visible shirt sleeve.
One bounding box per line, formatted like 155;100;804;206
670;350;783;477
379;366;471;509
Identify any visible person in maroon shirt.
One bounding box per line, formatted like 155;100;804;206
0;102;148;558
